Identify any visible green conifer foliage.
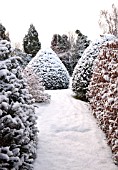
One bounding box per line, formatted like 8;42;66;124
23;24;41;57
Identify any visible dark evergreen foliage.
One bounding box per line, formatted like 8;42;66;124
73;29;90;62
51;34;71;53
0;23;10;41
23;24;41;57
51;31;90;76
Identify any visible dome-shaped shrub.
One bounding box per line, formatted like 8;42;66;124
27;48;70;90
72;34;116;100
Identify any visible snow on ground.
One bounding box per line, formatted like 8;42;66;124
33;88;117;170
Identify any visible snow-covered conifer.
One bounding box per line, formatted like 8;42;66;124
0;40;38;169
72;34;117;100
26;48;70;90
87;41;118;165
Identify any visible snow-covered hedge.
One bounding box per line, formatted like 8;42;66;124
87;41;118;165
23;67;51;103
72;34;117;100
27;48;70;90
0;41;38;169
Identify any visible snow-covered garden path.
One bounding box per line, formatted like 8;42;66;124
33;89;117;170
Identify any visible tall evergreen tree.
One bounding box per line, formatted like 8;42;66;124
51;34;71;53
74;29;90;61
23;24;41;57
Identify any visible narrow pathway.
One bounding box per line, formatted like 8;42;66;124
33;89;117;170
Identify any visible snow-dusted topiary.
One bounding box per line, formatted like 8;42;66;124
23;67;51;103
72;34;117;100
87;41;118;165
26;48;70;90
0;40;38;169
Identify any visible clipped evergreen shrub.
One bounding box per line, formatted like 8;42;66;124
72;34;116;101
26;48;70;90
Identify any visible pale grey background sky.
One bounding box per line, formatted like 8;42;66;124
0;0;117;47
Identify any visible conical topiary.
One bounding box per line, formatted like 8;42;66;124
26;48;70;90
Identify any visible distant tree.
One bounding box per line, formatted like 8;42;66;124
51;31;90;76
69;29;90;74
14;42;21;49
51;33;73;74
0;23;10;41
99;3;118;37
67;31;76;49
51;34;71;53
23;24;41;57
74;29;90;60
